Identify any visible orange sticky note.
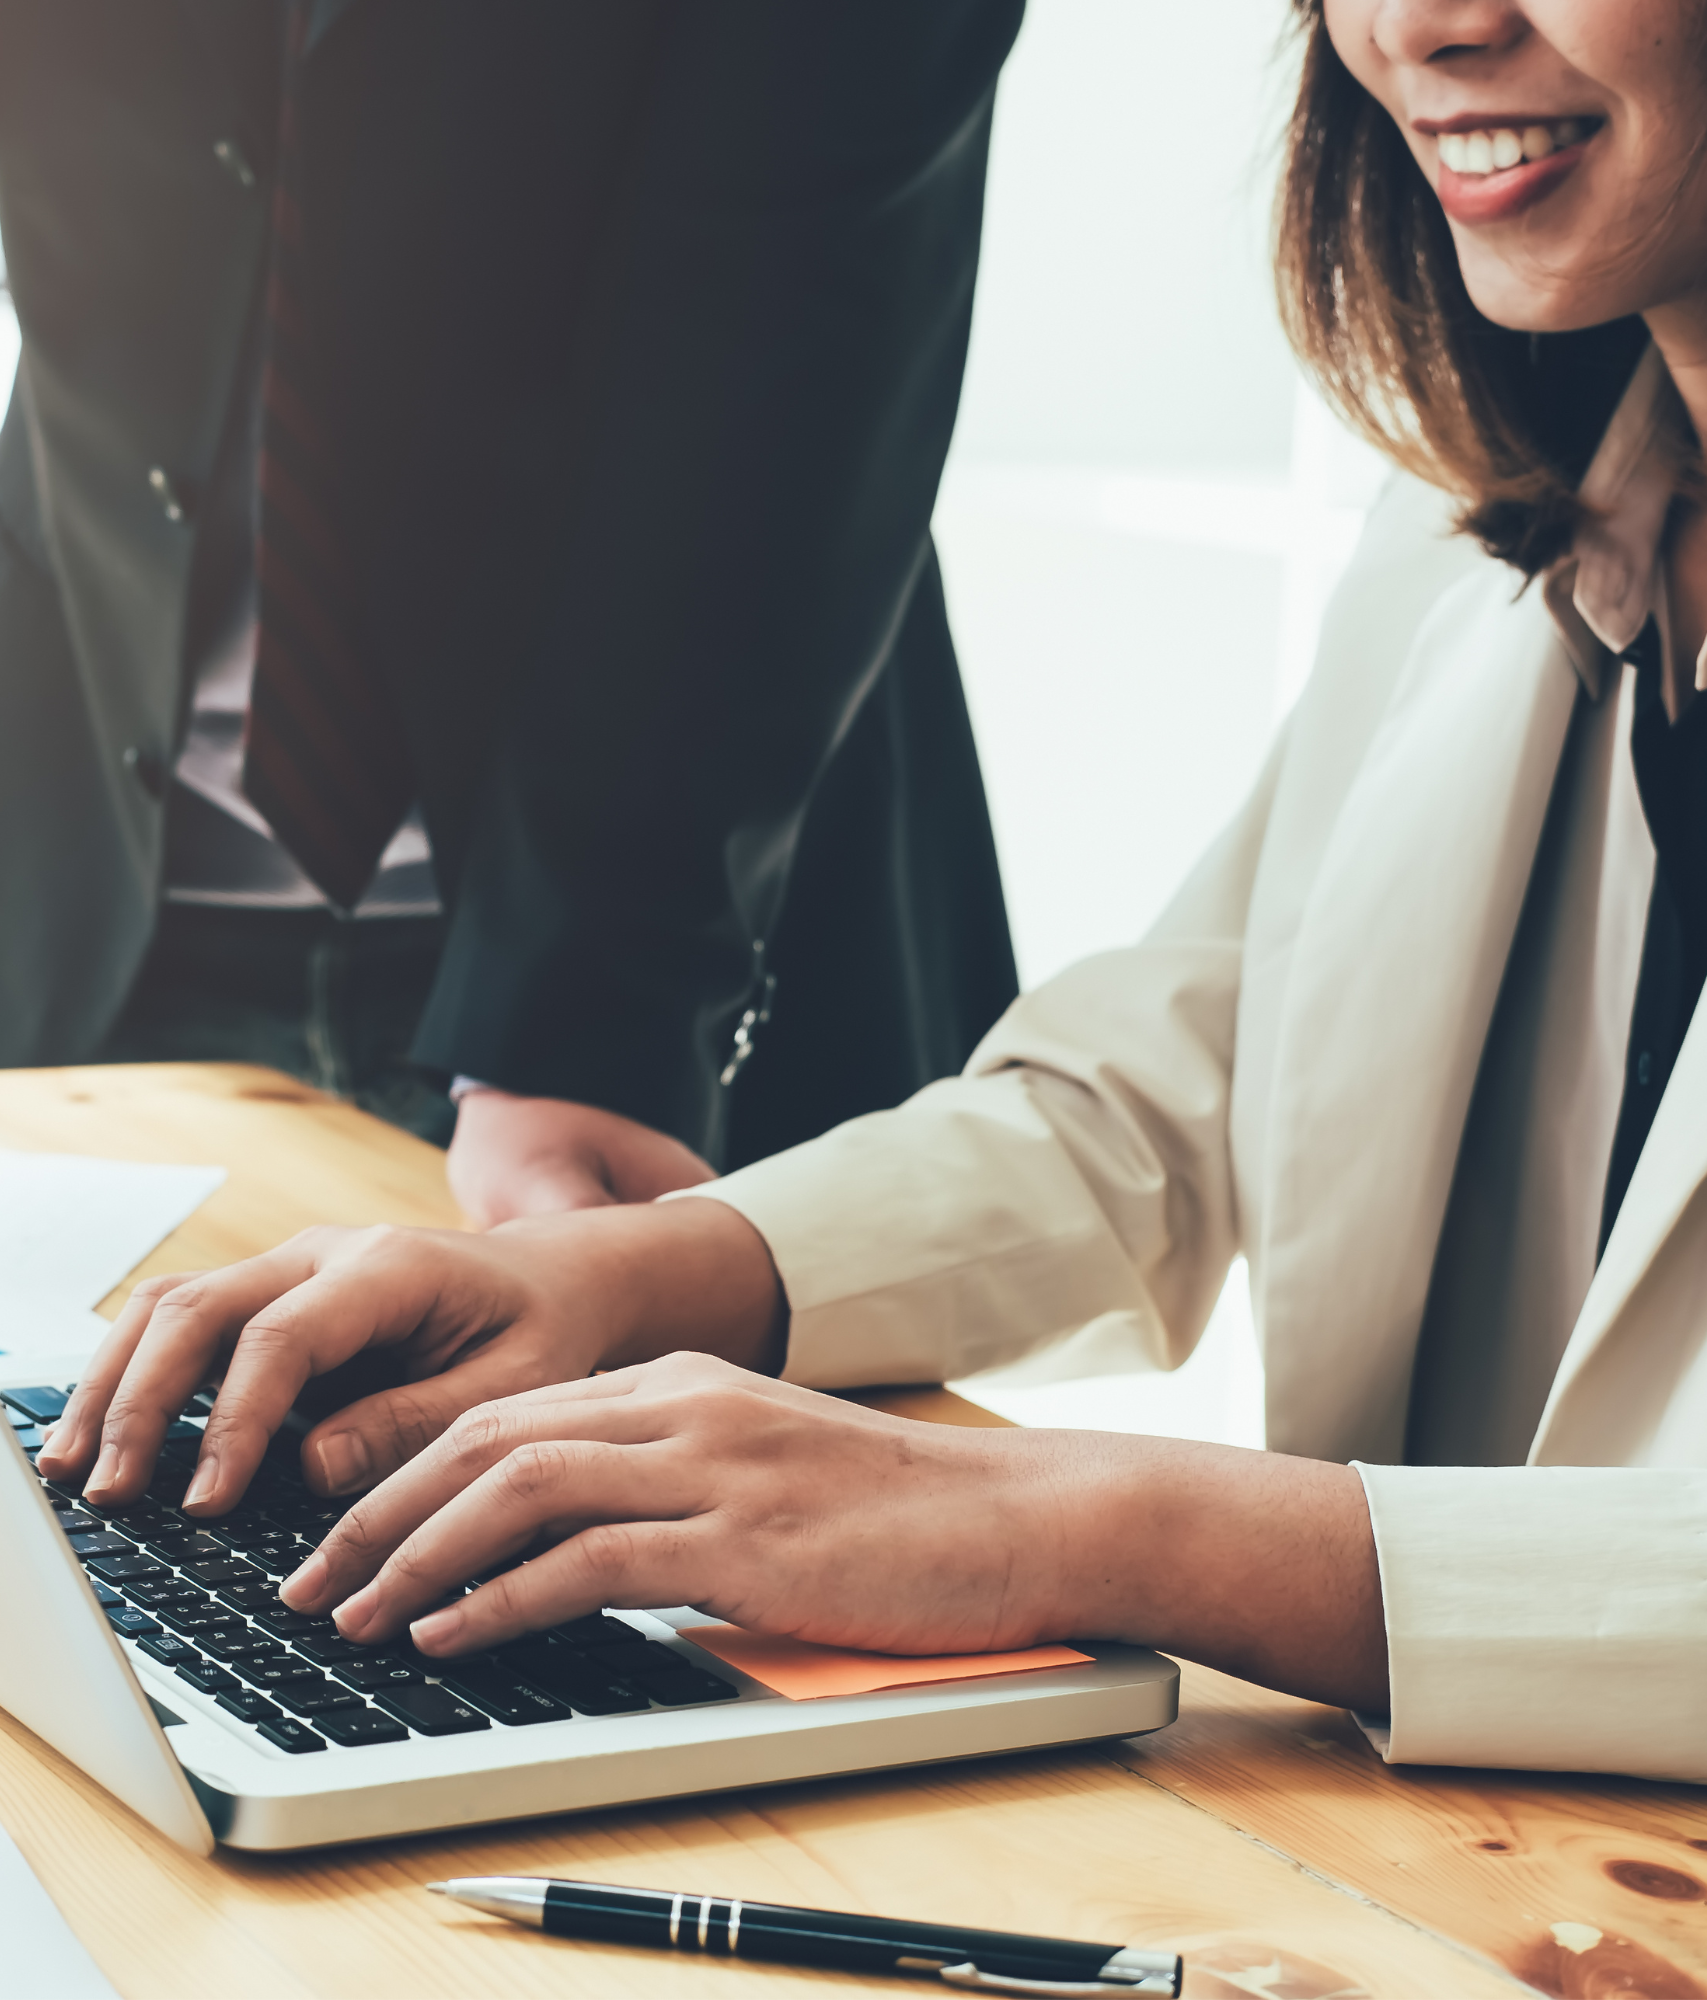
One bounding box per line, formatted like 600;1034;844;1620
680;1625;1094;1701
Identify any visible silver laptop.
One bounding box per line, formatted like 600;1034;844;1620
1;1374;1178;1854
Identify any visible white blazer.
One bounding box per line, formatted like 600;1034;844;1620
694;469;1707;1784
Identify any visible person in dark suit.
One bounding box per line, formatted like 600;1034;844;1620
0;0;1022;1218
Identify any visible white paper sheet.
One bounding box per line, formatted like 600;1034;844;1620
0;1824;123;1997
0;1150;225;1359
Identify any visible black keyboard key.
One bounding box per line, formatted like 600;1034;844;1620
246;1542;307;1577
639;1669;740;1707
124;1581;210;1613
145;1529;227;1563
89;1580;125;1608
262;1501;345;1534
276;1681;364;1718
176;1659;241;1696
557;1674;652;1716
157;1421;208;1466
156;1606;243;1642
216;1690;283;1726
148;1468;192;1506
105;1607;161;1638
70;1531;139;1561
296;1636;364;1667
438;1661;572;1727
369;1640;447;1672
180;1556;266;1589
57;1510;108;1538
331;1657;423;1694
499;1638;648;1715
2;1386;68;1424
86;1552;172;1586
549;1613;642;1649
577;1637;682;1675
256;1718;326;1755
207;1521;300;1564
199;1630;284;1664
214;1580;286;1615
251;1604;331;1638
136;1633;202;1668
315;1707;409;1748
85;1499;171;1535
373;1684;491;1736
235;1658;325;1694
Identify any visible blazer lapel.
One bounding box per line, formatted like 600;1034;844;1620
1531;991;1707;1466
1256;565;1581;1463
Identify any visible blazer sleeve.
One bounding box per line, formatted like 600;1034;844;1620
679;720;1292;1390
1356;1463;1707;1783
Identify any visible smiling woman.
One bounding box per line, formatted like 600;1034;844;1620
1276;0;1707;571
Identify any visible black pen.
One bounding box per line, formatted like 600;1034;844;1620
427;1876;1182;1995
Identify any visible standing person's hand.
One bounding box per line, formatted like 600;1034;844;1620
447;1088;716;1223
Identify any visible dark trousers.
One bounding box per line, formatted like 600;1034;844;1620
95;903;456;1146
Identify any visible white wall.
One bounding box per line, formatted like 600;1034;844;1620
937;0;1388;1443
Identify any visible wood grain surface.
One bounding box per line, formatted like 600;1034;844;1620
0;1698;1531;2000
1116;1666;1707;1998
3;1061;1703;2000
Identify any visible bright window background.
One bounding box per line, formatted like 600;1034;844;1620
938;0;1388;1443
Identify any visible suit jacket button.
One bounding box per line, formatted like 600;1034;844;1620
124;746;168;801
147;466;189;523
212;138;258;190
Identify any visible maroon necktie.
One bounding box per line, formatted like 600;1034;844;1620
243;0;412;912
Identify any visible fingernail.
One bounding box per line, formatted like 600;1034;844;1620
280;1551;328;1608
313;1430;372;1495
183;1457;219;1510
85;1446;120;1495
410;1610;461;1654
334;1590;377;1640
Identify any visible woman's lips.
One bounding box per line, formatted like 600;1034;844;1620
1436;136;1593;225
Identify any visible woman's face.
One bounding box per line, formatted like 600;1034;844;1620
1325;0;1707;333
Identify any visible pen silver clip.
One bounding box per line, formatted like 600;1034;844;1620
937;1955;1180;1998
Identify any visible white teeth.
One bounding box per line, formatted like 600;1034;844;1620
1440;118;1592;177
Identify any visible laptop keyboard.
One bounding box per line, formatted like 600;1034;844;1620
5;1383;738;1756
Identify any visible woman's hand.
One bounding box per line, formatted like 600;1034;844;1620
284;1353;1082;1658
276;1352;1392;1715
34;1199;784;1517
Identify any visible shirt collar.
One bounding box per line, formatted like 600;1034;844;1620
1542;341;1696;701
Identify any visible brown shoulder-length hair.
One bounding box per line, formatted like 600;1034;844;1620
1274;0;1649;575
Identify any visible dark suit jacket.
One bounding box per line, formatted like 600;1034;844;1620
0;0;1022;1168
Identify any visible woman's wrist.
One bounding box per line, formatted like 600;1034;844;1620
1034;1431;1389;1711
501;1194;787;1379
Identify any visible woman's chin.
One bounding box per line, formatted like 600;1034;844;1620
1453;259;1647;340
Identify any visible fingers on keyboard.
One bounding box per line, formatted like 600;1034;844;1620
38;1426;742;1763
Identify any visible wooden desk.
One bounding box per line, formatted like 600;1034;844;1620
2;1065;1703;2000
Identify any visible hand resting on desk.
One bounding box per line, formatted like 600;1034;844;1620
36;1203;1387;1711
